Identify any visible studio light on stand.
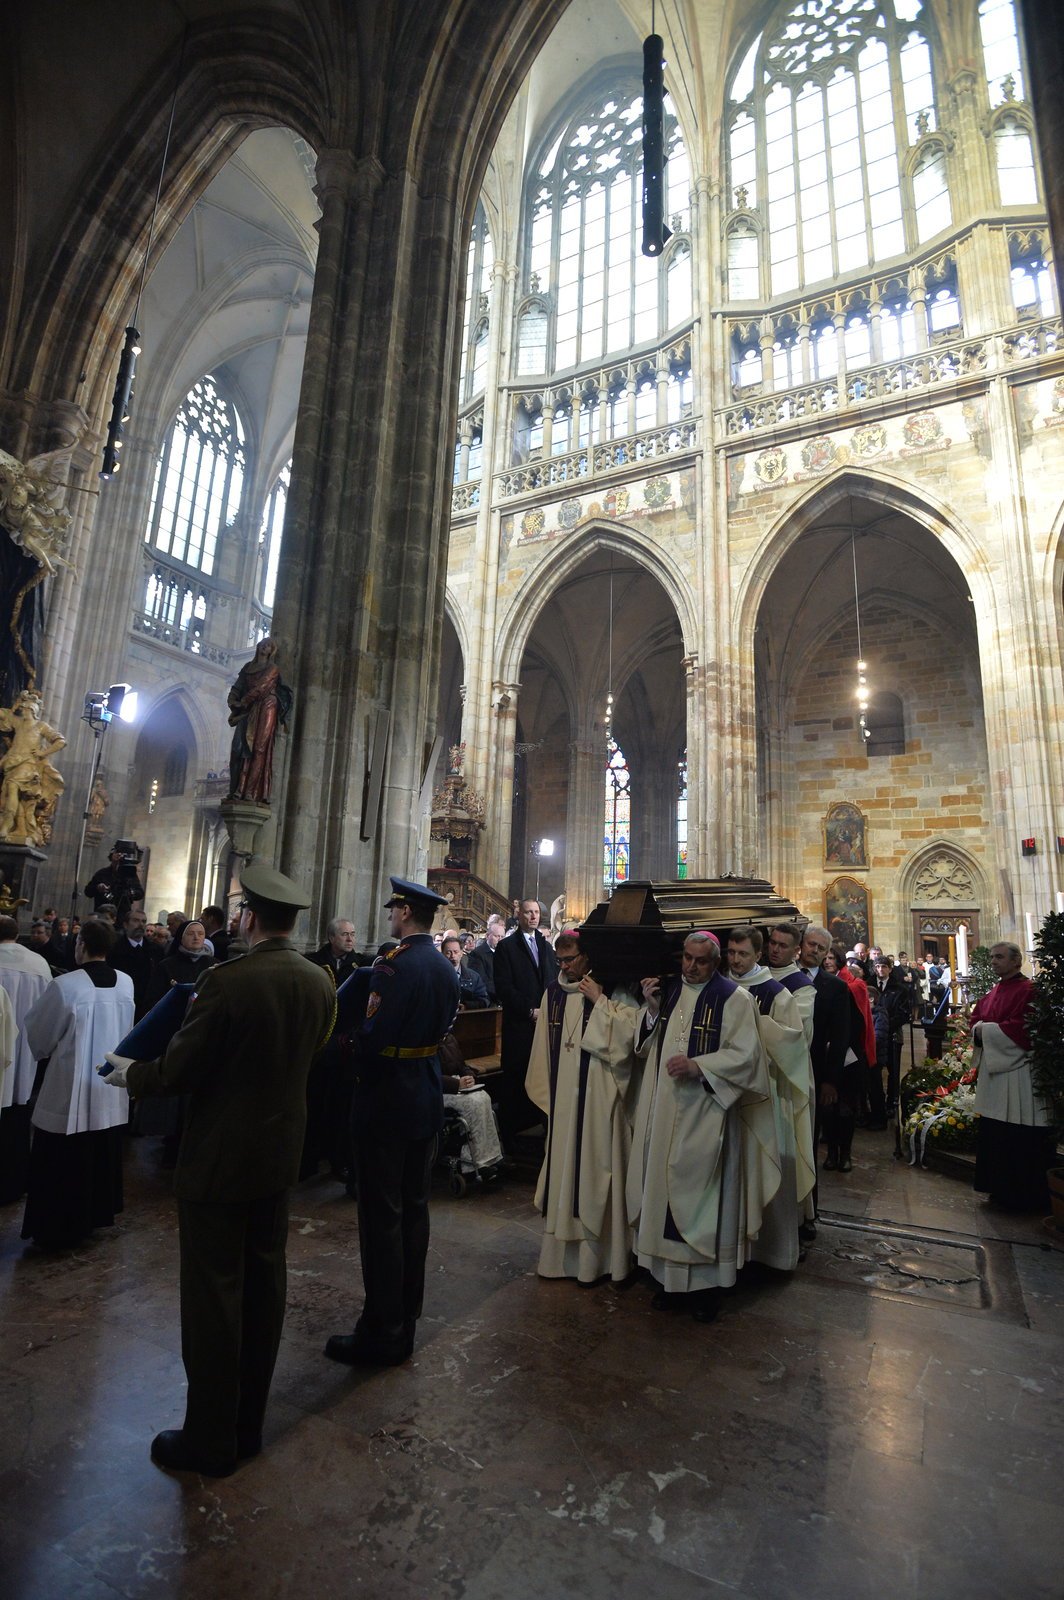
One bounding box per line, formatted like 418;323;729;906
70;682;138;922
530;837;554;902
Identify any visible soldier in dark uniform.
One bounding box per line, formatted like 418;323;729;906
102;861;335;1477
325;877;459;1368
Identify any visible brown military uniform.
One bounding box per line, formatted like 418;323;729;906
128;936;335;1461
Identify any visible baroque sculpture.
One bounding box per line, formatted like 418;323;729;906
226;637;292;804
0;445;78;699
0;688;66;847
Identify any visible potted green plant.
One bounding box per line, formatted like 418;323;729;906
1028;912;1064;1222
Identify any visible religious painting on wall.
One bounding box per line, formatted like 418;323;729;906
825;877;871;951
823;800;867;869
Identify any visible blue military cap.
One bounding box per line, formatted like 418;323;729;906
384;876;448;911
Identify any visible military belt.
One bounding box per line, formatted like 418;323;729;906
378;1043;441;1059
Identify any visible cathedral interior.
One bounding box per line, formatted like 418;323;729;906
2;0;1064;1595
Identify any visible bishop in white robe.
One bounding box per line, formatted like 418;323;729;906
627;933;780;1319
526;932;640;1284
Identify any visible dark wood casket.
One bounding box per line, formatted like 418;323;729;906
579;877;801;986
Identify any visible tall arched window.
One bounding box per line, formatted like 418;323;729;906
676;750;688;879
992;114;1037;206
145;374;245;575
259;461;290;611
527;86;690;374
459;205;493;400
726;2;941;296
979;0;1025;106
604;737;631;888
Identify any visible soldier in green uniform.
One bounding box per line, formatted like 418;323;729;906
102;860;335;1477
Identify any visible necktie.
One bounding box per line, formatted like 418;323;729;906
528;935;538;966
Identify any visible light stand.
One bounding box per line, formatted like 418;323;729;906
530;837;554;903
70;683;136;923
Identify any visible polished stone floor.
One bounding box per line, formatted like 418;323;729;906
2;1120;1062;1600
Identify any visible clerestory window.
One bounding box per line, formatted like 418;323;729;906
726;2;943;297
145;373;245;575
526;85;691;375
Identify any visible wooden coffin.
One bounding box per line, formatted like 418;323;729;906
579;877;800;985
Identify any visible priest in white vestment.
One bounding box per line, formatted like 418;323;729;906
525;929;640;1284
726;927;815;1272
0;917;51;1203
627;932;780;1321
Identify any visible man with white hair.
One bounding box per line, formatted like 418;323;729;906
306;917;361;983
466;912;505;1003
0;914;49;1202
627;931;779;1322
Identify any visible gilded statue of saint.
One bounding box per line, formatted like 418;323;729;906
226;638;292;804
0;689;66;846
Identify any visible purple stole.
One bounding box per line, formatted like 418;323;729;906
748;975;785;1017
542;980;594;1219
655;971;737;1244
778;970;814;998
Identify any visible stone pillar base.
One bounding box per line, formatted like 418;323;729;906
219;799;272;862
0;843;48;930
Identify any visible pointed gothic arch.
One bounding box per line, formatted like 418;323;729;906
496;521;696;686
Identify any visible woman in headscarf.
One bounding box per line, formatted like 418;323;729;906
146;920;215;1009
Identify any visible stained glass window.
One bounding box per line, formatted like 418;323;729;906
145;373;245;575
604;737;631;888
677;750;688;879
527;87;690;375
726;2;941;295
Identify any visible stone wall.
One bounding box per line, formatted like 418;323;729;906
780;601;991;952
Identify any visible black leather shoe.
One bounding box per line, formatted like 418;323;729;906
838;1155;853;1173
324;1332;411;1367
689;1291;721;1324
150;1429;237;1478
798;1221;818;1244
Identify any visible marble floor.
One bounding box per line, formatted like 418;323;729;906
2;1122;1063;1600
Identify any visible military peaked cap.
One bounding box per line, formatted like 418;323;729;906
240;858;313;910
384;876;448;910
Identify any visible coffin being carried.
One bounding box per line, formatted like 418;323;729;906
579;877;801;986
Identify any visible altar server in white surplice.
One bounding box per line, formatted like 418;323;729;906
0;916;51;1203
627;931;780;1322
20;919;134;1248
726;926;815;1273
526;929;640;1285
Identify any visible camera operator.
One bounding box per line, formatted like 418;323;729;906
84;840;145;930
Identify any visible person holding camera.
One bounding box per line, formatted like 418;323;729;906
84;841;144;929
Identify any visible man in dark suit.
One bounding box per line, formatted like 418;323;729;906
103;861;336;1477
492;898;558;1148
325;877;459;1368
199;904;230;963
799;923;857;1189
305;916;362;982
109;905;162;1018
466;912;505;1002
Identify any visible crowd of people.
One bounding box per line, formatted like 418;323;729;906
0;865;1054;1481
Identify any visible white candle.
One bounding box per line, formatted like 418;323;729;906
956;923;968;975
1025;911;1036;950
1057;892;1064;915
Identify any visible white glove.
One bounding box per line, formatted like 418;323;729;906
100;1051;135;1088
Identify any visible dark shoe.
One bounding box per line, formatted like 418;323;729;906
651;1289;684;1312
324;1332;411;1367
838;1155;853;1174
689;1291;721;1324
823;1148;839;1172
798;1221;818;1244
150;1429;236;1478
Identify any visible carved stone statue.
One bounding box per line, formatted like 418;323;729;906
549;892;567;946
0;688;66;847
226;638;292;804
85;776;109;841
0;448;77;578
0;446;78;698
